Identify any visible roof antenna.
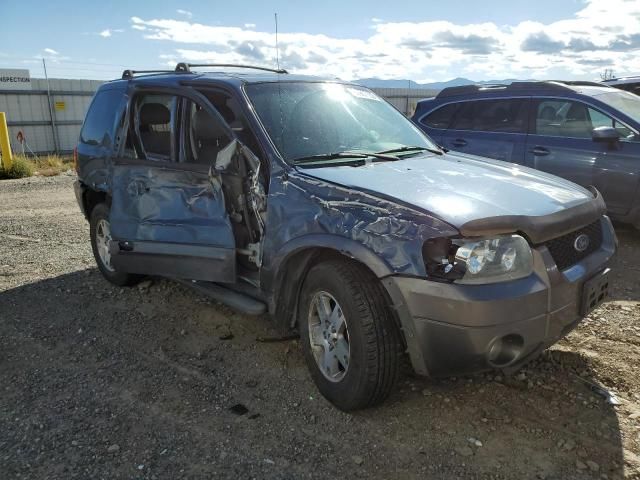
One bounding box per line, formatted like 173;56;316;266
274;13;280;70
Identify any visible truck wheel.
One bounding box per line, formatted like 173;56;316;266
89;203;143;286
299;259;402;411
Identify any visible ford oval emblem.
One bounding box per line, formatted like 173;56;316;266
574;234;590;252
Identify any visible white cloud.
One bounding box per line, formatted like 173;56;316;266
38;48;70;63
130;1;640;81
176;9;192;18
98;28;123;37
244;23;256;28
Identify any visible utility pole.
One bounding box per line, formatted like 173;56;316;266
600;69;615;81
42;58;60;154
274;13;280;70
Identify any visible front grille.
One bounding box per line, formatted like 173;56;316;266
543;220;603;271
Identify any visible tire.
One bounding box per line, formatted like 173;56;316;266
298;259;402;411
89;203;143;287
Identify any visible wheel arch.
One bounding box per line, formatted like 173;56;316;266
83;187;110;220
266;235;402;338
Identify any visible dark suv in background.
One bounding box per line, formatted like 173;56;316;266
412;81;640;228
602;76;640;95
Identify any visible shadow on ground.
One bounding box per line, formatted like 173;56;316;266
0;269;629;479
608;226;640;302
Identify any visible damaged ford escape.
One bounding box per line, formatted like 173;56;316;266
74;63;616;411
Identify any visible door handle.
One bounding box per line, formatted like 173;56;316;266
530;146;550;156
452;139;468;147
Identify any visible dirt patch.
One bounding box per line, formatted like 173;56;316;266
1;175;639;479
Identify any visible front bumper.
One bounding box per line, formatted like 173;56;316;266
382;216;617;377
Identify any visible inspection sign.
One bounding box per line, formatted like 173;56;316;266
0;69;31;90
55;101;66;111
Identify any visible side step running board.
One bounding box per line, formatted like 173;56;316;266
175;279;267;316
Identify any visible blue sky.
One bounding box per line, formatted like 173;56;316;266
1;0;639;82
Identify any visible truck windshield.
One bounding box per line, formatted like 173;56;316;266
595;90;640;124
245;82;438;163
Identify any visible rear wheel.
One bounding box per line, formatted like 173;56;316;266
299;259;402;411
89;203;143;286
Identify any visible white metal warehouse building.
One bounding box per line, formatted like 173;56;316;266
0;69;437;154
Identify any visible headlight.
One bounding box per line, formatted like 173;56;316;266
423;235;533;284
454;235;533;284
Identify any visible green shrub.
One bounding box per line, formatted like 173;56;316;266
0;155;35;179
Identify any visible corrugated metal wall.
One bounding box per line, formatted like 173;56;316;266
371;88;438;116
0;80;437;154
0;78;102;154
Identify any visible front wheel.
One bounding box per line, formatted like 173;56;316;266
299;260;402;411
89;203;143;286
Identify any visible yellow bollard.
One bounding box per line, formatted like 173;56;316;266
0;112;13;170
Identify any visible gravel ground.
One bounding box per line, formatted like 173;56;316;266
1;174;639;480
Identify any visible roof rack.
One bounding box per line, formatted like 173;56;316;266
436;80;608;98
175;62;288;74
436;84;509;98
121;69;177;80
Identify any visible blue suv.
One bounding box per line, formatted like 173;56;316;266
75;66;615;410
412;81;640;228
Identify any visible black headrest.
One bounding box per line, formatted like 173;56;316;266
194;109;228;141
140;103;170;125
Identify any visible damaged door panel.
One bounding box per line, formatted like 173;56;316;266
109;163;237;282
108;87;243;282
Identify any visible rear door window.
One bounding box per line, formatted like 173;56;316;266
421;103;459;129
450;102;475;130
449;99;528;133
80;89;124;147
135;94;176;161
471;99;528;133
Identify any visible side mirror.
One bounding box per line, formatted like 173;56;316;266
592;126;620;143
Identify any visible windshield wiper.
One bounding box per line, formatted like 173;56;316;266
291;151;399;165
376;145;443;156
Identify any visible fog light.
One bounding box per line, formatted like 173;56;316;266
487;334;525;367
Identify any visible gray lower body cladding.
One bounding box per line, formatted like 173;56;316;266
383;216;617;377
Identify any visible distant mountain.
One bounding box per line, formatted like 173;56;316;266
354;77;529;90
353;78;433;89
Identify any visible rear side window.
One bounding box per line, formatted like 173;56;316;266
450;99;528;133
421;103;459;129
136;94;176;161
80;89;124;146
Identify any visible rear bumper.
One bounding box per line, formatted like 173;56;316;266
382;216;617;377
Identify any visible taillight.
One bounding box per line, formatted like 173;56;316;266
73;146;78;172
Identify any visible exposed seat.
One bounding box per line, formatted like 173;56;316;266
193;109;230;162
139;103;171;157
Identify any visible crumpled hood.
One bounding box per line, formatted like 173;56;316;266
298;151;596;229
